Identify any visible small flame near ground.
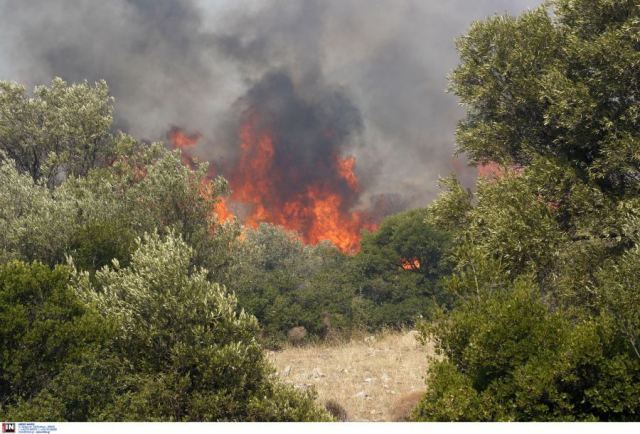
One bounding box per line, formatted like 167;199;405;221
168;120;376;253
400;258;421;271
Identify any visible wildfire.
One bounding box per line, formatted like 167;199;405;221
400;257;421;271
168;127;203;167
477;161;523;180
168;127;201;149
168;116;375;253
477;161;504;179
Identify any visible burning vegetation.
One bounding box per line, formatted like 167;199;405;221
169;72;377;253
169;118;375;253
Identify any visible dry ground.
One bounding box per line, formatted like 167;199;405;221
267;330;434;421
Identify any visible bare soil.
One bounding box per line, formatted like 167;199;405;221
267;330;434;421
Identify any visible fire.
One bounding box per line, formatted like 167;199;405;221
228;115;374;252
167;127;203;167
336;156;359;191
400;257;421;271
168;127;201;149
478;162;523;180
477;161;504;179
168;117;375;253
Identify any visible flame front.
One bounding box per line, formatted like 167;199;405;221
168;127;201;149
169;117;375;253
228;116;374;252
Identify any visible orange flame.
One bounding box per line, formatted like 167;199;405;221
168;118;376;253
228;117;374;252
478;162;523;180
400;257;421;271
336;156;359;191
168;127;201;149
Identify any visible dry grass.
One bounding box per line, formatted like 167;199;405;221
267;330;434;421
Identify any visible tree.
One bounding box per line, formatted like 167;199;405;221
350;208;452;328
223;223;354;340
0;144;234;273
452;0;639;195
416;0;640;421
0;78;115;186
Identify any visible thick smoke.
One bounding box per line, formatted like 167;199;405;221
0;0;541;210
231;70;363;203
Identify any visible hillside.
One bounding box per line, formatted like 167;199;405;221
268;331;434;421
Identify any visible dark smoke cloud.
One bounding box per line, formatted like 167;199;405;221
0;0;542;209
232;69;363;202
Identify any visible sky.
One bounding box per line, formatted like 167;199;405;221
0;0;543;209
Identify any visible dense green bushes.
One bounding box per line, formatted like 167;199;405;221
222;210;452;342
0;235;328;421
0;261;114;417
413;0;640;421
352;208;452;328
415;282;640;421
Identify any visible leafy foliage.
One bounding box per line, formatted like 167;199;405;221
223;223;355;341
414;282;640;421
0;78;114;185
0;140;233;272
415;0;640;422
223;213;452;341
72;232;328;421
351;208;452;328
0;261;117;420
452;0;640;195
1;235;329;421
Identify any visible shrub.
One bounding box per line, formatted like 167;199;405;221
74;231;328;421
0;261;117;420
413;282;640;421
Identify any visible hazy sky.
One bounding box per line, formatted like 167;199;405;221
0;0;543;208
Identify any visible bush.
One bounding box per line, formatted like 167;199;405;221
73;231;328;421
223;224;355;340
414;282;640;421
0;234;330;421
350;208;452;329
0;261;117;420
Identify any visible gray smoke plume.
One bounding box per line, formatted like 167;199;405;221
0;0;541;211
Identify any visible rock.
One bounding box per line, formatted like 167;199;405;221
287;326;307;345
325;399;349;422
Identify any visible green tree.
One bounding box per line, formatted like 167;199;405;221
350;208;451;328
416;0;640;421
0;144;234;273
0;78;115;185
452;0;640;195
